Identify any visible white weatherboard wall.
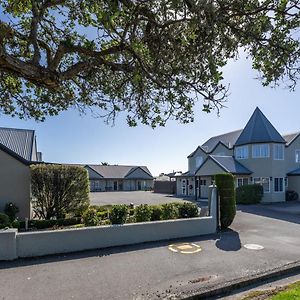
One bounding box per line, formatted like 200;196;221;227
0;187;217;260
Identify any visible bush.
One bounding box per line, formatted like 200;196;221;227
150;205;163;221
4;203;19;221
215;174;236;229
0;213;10;229
83;208;100;226
135;204;152;222
109;205;128;224
31;164;90;219
11;219;20;229
161;203;179;220
236;184;263;204
19;217;82;230
177;202;199;218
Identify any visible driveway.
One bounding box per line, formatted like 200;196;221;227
1;203;300;299
90;191;197;206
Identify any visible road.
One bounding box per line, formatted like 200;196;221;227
0;202;300;300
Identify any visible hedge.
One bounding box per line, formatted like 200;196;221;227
236;184;263;204
215;173;236;229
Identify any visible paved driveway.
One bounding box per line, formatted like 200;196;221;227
90;191;197;206
1;203;300;300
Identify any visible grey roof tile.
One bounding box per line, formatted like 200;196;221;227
282;132;300;146
235;107;285;146
209;155;252;175
87;165;153;179
0;127;35;161
287;168;300;176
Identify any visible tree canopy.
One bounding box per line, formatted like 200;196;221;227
0;0;299;127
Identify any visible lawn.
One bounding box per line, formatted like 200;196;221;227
242;280;300;299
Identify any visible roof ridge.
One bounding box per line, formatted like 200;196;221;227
0;126;34;132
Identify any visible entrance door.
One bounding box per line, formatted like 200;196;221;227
118;181;123;191
200;178;209;198
113;181;118;191
137;181;142;190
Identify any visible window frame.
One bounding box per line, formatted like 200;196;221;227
236;177;249;187
295;149;300;163
273;144;284;160
274;177;284;193
252;144;270;158
235;145;249;160
253;177;270;193
195;156;203;168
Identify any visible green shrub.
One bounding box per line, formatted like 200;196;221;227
236;184;263;204
29;219;57;229
177;202;199;218
4;203;19;221
97;211;108;220
161;203;179;220
109;205;128;224
215;174;236;229
135;204;152;222
11;219;20;229
0;213;10;229
31;164;90;219
83;208;100;226
150;205;163;221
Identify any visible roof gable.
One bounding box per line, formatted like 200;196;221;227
235;107;285;146
283;132;300;147
0;127;36;163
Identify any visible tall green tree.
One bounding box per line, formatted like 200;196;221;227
0;1;299;127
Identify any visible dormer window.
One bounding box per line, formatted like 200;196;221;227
235;146;248;159
252;144;270;158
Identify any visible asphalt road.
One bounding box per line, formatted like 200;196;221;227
89;191;196;206
1;202;300;300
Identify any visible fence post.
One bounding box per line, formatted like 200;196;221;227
208;184;218;231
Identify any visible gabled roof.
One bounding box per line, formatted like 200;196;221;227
86;165;153;179
208;155;252;175
188;129;242;157
287;168;300;176
235;107;285;146
0;127;36;163
283;132;300;146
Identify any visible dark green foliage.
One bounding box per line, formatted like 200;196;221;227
31;164;90;220
4;202;19;221
19;218;82;230
161;203;179;220
0;213;10;229
83;208;100;227
135;204;152;222
11;219;20;229
150;205;163;221
236;184;263;204
109;205;128;224
177;202;199;218
1;1;299;127
215;174;236;229
286;190;299;201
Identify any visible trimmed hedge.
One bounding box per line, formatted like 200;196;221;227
236;184;263;204
215;173;236;229
19;217;82;230
177;202;199;218
135;204;152;222
0;213;10;229
109;205;128;224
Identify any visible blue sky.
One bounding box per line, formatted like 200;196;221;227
1;52;299;176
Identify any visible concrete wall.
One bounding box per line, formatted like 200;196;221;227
0;187;217;260
0;150;31;219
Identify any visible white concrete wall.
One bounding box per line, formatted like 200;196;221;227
0;187;217;260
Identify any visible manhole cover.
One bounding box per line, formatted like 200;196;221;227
168;243;202;254
244;243;264;250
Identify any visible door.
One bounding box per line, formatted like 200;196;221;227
200;178;209;198
113;181;118;191
137;181;142;190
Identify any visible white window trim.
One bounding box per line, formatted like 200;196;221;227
252;144;270;158
273;144;284;160
235;146;248;160
295;149;300;163
274;177;284;193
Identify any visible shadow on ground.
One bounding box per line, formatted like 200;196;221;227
215;229;241;252
238;201;300;225
0;233;218;270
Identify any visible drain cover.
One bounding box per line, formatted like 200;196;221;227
244;243;264;250
168;243;202;254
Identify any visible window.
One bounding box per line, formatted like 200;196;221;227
273;144;284;160
200;179;207;186
285;177;288;188
252;144;270;158
237;178;249;187
274;178;284;192
235;146;248;159
195;156;203;168
296;150;300;163
253;177;270;193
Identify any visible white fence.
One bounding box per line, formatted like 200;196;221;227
0;186;217;261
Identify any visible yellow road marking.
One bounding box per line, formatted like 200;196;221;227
168;243;202;254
